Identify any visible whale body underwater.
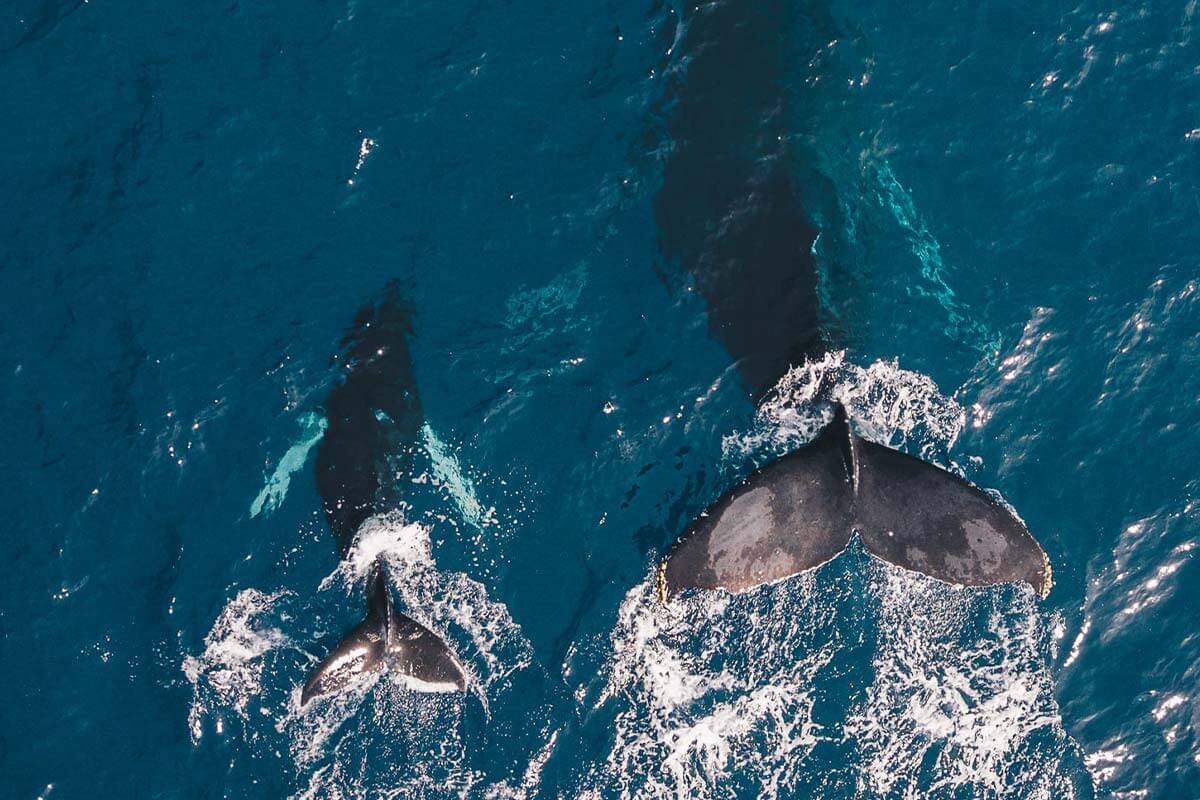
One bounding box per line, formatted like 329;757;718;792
652;0;1051;602
298;0;1050;702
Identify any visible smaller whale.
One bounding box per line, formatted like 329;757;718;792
658;403;1051;602
303;286;466;705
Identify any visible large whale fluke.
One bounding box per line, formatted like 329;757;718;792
658;404;1051;602
659;405;856;597
302;564;466;705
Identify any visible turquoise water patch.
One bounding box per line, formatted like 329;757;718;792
870;159;1001;358
421;423;493;531
249;412;327;519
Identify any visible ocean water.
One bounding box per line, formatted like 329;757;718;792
2;0;1198;797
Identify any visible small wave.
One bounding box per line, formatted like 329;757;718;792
1062;493;1200;796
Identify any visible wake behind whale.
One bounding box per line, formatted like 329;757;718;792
183;290;535;793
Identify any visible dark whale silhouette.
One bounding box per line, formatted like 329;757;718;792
654;0;1051;599
653;0;826;403
303;287;466;705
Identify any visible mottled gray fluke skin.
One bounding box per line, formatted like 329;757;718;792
659;404;1052;601
303;287;466;706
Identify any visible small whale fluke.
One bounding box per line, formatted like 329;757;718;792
659;404;1051;602
302;564;466;705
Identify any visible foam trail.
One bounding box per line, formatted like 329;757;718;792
577;576;832;799
580;565;1091;798
250;412;327;518
847;569;1090;798
289;684;480;800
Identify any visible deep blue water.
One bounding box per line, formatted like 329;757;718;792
3;0;1199;797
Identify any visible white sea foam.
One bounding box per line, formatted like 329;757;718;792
317;513;435;588
582;564;1088;798
579;577;830;799
847;570;1084;798
723;350;966;465
288;682;481;800
183;588;295;743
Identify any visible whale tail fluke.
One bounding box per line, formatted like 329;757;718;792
659;403;1052;603
850;432;1052;596
302;561;467;706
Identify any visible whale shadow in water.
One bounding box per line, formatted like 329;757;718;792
652;0;1051;599
303;285;467;705
652;0;843;403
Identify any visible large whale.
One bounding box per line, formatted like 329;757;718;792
303;287;467;705
653;0;1051;600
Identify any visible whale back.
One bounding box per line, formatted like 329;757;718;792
654;0;826;400
315;286;423;556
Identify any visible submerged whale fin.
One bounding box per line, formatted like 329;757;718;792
302;562;467;705
659;404;1051;602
